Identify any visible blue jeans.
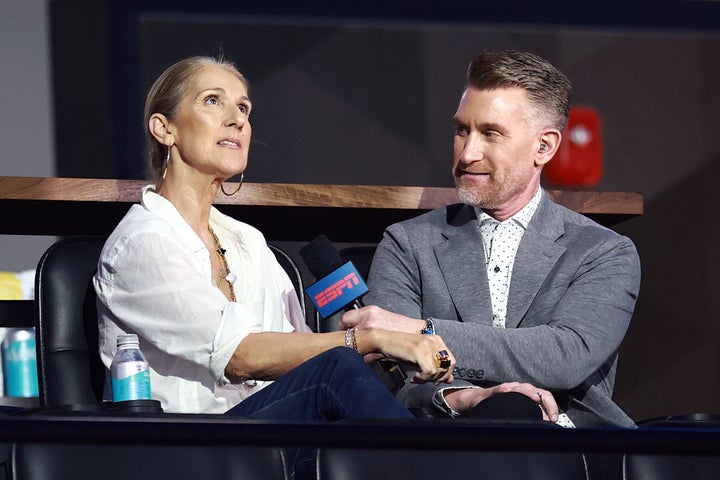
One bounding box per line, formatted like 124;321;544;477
225;347;413;478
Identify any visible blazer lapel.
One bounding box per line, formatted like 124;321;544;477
505;195;566;328
434;205;494;325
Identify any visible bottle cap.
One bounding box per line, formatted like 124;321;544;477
116;333;139;347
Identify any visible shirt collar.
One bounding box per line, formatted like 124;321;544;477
142;184;236;229
141;185;237;256
476;186;543;230
141;184;189;226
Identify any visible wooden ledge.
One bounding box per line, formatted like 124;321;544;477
0;176;642;241
0;176;642;213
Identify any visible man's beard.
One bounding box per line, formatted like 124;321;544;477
454;171;526;210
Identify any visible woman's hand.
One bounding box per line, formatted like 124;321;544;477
356;329;455;385
343;305;455;384
444;382;560;423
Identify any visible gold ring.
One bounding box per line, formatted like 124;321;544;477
435;350;451;369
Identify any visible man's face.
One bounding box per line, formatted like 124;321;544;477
452;86;545;219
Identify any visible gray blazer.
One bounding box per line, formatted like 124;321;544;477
365;191;640;428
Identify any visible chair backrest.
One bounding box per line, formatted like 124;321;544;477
12;442;287;480
317;448;588;480
623;414;720;480
0;442;11;480
623;454;720;480
268;243;305;318
336;245;377;280
35;236;106;412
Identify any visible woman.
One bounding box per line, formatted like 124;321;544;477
94;56;458;479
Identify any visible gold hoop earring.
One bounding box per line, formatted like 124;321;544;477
220;172;244;196
162;147;170;180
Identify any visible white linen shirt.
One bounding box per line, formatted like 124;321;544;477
94;186;309;413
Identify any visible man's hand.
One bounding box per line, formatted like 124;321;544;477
343;306;455;384
444;382;560;423
342;305;426;334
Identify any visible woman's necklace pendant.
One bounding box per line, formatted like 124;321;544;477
209;225;237;301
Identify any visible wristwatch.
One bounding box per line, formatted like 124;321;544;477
420;318;435;335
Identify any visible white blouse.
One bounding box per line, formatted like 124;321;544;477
94;186;309;413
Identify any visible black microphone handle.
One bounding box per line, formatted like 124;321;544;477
348;298;364;311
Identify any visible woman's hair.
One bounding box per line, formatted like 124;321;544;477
143;56;249;180
466;50;572;131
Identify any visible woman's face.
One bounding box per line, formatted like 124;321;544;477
167;64;252;180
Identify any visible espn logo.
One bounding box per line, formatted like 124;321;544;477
314;272;361;307
306;261;369;319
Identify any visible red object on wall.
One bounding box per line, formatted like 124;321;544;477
543;106;603;188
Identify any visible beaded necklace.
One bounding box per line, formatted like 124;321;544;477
208;226;236;302
208;226;256;388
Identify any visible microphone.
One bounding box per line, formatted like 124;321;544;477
300;235;407;393
300;235;369;319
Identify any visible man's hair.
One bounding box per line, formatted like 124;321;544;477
466;50;572;130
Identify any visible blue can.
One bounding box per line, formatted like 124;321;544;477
2;328;39;397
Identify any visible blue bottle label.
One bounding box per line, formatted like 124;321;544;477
2;337;39;397
111;369;151;401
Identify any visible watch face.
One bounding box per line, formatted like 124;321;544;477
421;318;435;335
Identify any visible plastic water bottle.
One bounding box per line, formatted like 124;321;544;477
1;328;39;398
110;333;151;402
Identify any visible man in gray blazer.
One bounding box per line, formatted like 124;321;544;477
342;50;640;430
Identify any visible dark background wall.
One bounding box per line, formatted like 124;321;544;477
48;0;720;422
0;0;57;274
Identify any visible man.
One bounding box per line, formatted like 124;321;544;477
342;50;640;430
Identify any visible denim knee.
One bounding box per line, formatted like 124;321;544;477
316;346;365;374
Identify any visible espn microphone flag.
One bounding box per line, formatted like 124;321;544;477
305;261;369;319
300;235;408;392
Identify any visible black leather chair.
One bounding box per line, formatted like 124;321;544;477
622;414;720;479
268;243;306;318
335;245;377;279
623;453;719;480
0;442;11;480
317;448;588;479
635;412;720;428
35;236;106;412
12;443;287;480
